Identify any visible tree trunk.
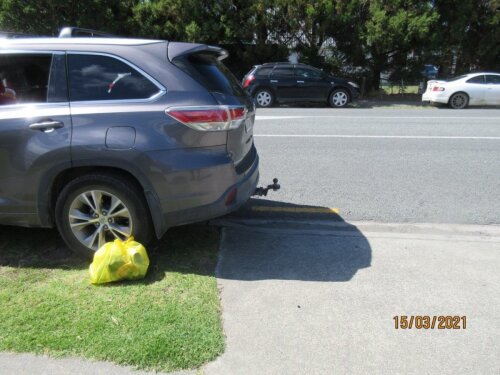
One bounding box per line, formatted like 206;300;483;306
371;68;381;91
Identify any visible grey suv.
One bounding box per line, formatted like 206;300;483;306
0;33;259;257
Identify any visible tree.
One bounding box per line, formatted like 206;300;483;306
352;0;438;90
431;0;500;76
131;0;256;43
0;0;136;36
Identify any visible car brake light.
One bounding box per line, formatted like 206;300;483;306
242;75;255;89
166;106;247;131
229;107;245;120
432;86;445;91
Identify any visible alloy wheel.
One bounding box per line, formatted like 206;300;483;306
332;91;348;107
256;91;272;107
68;190;133;251
450;93;467;109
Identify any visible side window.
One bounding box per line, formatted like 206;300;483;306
485;75;500;84
271;67;294;77
466;75;485;84
255;67;273;77
67;54;160;102
296;68;323;79
0;53;53;106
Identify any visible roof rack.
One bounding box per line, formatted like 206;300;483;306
58;27;116;38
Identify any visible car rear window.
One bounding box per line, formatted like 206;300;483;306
256;67;273;77
67;54;160;102
272;67;294;77
173;53;245;96
446;75;468;82
467;75;485;84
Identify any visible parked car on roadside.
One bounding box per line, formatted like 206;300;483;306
0;28;259;257
421;64;439;79
423;72;500;109
242;62;360;108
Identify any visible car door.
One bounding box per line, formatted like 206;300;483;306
464;75;486;105
269;66;296;102
0;52;71;226
294;67;330;102
484;75;500;104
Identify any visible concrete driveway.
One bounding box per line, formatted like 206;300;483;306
205;218;500;375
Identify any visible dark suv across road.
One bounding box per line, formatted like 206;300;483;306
0;30;259;257
242;62;360;108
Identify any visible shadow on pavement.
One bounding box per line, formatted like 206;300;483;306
217;198;372;282
0;198;372;283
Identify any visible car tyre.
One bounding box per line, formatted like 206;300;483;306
55;174;153;259
255;88;274;108
449;92;469;109
329;88;350;108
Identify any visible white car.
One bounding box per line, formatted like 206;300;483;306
422;72;500;109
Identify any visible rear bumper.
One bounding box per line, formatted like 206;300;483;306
422;91;449;104
164;154;259;229
144;144;259;237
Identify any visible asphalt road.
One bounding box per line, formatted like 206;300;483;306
252;107;500;225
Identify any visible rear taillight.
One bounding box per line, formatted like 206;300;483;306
242;75;255;89
166;106;247;131
432;86;445;91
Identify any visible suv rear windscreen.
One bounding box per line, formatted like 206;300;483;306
173;53;245;97
255;67;273;77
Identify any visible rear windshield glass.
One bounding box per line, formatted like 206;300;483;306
174;53;245;96
256;67;273;77
446;75;468;82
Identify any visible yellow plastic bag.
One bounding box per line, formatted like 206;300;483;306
89;237;149;284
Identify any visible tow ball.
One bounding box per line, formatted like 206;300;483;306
253;178;280;197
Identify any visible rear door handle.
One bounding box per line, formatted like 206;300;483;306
270;80;278;83
29;120;64;132
297;80;305;83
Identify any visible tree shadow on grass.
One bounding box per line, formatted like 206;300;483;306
0;226;82;269
0;223;220;285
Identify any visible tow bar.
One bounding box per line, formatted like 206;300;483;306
253;178;281;197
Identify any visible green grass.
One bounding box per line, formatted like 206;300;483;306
0;224;224;372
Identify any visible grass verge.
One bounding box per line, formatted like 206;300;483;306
0;223;224;372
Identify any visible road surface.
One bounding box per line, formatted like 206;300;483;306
252;107;500;225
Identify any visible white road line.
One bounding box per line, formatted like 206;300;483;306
255;115;500;120
254;134;500;140
256;116;305;120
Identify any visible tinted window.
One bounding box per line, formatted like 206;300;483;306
485;75;500;84
0;53;52;106
173;53;245;96
467;75;485;84
67;54;160;101
296;68;323;78
446;75;468;82
272;67;294;77
256;67;273;77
